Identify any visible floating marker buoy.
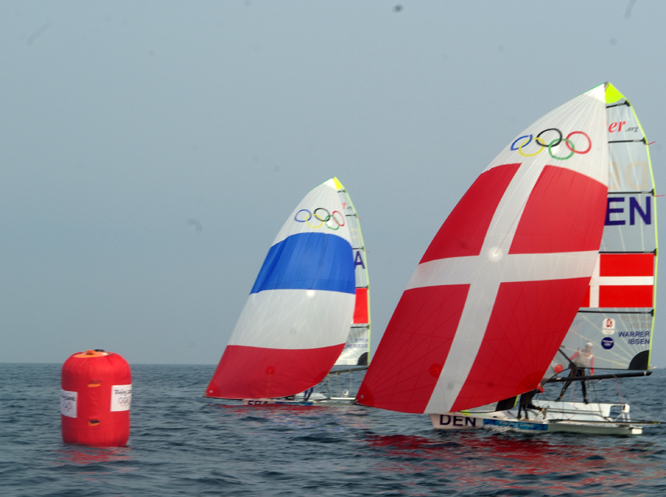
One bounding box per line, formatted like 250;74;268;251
61;350;132;447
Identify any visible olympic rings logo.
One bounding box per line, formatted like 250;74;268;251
294;207;345;230
510;128;592;160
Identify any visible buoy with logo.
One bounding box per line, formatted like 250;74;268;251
61;349;132;447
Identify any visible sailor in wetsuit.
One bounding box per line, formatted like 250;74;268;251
518;384;545;420
556;342;594;403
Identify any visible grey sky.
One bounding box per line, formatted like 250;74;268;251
2;1;665;367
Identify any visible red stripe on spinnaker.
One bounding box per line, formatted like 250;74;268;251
353;287;369;324
205;344;344;399
356;285;469;413
599;286;653;308
451;277;592;412
600;253;654;277
510;166;607;254
420;164;520;263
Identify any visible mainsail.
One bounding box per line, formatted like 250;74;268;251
357;85;610;414
206;178;357;399
550;84;658;375
335;181;371;367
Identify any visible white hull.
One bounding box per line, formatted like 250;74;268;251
242;368;363;406
430;400;656;436
243;392;356;406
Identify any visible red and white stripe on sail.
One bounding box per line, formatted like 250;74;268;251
356;85;609;414
205;178;356;400
582;253;655;308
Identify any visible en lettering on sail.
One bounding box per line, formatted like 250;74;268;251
357;85;609;414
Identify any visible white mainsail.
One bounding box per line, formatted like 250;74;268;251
550;83;658;375
335;181;371;367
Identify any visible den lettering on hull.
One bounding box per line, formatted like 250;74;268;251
433;414;480;429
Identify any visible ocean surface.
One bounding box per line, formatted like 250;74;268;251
2;363;666;497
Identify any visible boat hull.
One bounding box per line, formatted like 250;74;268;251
242;393;357;407
430;401;653;436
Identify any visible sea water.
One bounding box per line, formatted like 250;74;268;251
1;363;665;496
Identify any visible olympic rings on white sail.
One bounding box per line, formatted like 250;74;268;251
294;207;346;230
510;128;592;160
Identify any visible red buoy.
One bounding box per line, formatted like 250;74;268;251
61;350;132;447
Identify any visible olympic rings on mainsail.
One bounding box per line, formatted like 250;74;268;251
294;208;345;230
510;128;592;160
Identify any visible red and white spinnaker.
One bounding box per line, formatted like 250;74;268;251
357;85;609;414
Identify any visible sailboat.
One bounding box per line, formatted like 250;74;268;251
357;83;659;435
205;177;370;406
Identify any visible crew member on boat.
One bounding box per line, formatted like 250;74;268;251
518;383;545;420
556;342;595;403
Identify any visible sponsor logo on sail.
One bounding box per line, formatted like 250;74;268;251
602;318;615;335
601;337;614;350
608;121;639;134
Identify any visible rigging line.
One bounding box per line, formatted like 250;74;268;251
615;377;625;404
590;380;600;405
556;348;576;369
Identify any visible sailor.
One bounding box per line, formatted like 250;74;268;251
556;342;595;403
518;384;545;420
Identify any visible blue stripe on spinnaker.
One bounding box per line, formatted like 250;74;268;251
251;232;355;294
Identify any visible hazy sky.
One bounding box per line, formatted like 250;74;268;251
2;0;666;368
